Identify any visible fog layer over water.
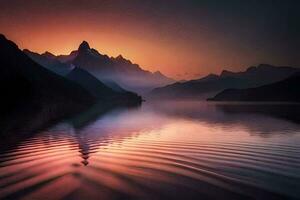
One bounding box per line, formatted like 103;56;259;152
0;101;299;200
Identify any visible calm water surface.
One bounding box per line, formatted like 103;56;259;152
0;101;299;200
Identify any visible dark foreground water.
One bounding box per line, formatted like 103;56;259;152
0;101;299;200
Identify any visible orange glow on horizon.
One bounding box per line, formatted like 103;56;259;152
2;25;213;80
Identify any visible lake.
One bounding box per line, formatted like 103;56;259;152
0;101;299;200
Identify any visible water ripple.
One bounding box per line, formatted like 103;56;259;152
0;103;300;200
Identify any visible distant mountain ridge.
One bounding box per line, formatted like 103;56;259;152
70;41;175;93
208;74;300;102
24;49;73;76
25;41;174;93
150;64;300;99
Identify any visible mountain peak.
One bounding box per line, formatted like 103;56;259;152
113;54;133;65
42;51;56;59
246;66;257;72
220;70;235;77
116;54;124;60
154;71;163;75
0;33;6;40
78;41;91;52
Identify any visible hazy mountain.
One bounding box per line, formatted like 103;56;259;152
24;49;73;76
150;75;250;99
0;34;95;116
66;67;142;104
218;64;299;86
58;41;174;93
24;48;128;93
57;50;78;63
24;41;174;93
101;80;127;93
208;74;300;102
150;64;300;99
66;67;116;99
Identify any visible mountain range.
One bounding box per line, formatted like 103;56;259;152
23;49;73;76
5;32;300;104
25;41;174;93
150;64;300;99
208;74;300;102
0;34;141;124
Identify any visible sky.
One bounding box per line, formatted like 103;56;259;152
0;0;299;79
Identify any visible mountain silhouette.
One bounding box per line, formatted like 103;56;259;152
208;74;300;102
78;41;91;52
25;41;174;93
0;34;144;139
66;67;142;104
25;49;126;93
57;50;78;63
24;49;73;76
0;34;96;120
101;80;127;93
150;64;300;99
55;41;174;93
66;67;116;98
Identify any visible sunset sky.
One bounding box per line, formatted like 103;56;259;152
0;0;299;79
